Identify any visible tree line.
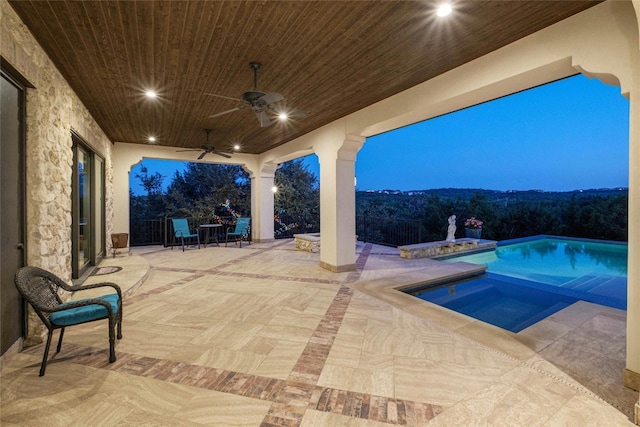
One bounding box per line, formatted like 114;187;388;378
357;190;628;243
130;161;627;245
129;159;320;244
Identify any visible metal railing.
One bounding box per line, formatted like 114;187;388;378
129;219;164;246
129;215;422;247
356;215;422;247
274;212;320;239
129;217;236;247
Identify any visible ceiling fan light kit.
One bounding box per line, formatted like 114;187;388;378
208;62;306;128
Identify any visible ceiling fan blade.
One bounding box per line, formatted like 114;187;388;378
197;151;207;160
289;108;308;119
209;107;243;118
213;151;232;159
204;93;244;102
259;92;284;105
255;110;271;127
176;149;201;152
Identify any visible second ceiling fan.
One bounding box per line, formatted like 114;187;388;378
207;62;306;127
177;129;231;159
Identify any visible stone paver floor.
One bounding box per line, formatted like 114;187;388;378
1;240;636;426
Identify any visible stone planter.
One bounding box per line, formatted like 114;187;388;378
465;228;482;239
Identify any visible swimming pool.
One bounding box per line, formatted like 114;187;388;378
407;236;627;332
442;236;627;286
408;274;578;332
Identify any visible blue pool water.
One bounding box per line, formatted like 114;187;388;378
409;274;578;332
443;236;627;286
408;236;627;332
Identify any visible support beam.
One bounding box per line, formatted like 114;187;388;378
315;135;365;272
626;67;640;423
247;162;278;243
112;149;142;235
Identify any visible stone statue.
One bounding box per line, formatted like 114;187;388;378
446;215;456;242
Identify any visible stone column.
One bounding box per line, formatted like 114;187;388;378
248;162;278;243
315;135;365;272
626;71;640;424
112;147;144;236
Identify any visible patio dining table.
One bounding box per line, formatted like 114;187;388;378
199;224;222;247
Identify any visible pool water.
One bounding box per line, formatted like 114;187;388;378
409;274;578;332
408;237;627;332
443;237;627;285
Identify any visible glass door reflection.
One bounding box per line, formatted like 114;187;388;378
78;146;91;271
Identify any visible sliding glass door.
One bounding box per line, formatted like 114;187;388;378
78;145;91;270
72;135;105;278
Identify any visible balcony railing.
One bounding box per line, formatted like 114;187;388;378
129;215;422;248
130;217;237;248
274;212;320;238
356;215;422;247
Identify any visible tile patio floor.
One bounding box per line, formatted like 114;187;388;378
1;239;637;426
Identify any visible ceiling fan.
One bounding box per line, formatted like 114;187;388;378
176;129;231;159
207;62;306;127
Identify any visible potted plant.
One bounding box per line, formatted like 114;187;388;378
464;217;483;239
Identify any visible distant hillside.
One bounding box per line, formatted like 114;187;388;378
356;187;627;243
357;187;628;203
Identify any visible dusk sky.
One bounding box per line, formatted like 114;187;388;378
131;74;629;195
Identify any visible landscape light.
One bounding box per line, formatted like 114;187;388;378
271;186;278;193
437;3;452;17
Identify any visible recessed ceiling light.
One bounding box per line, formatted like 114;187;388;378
148;136;156;143
278;112;288;121
233;144;241;151
145;90;157;98
437;3;452;17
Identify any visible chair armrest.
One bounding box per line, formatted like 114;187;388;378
71;282;122;299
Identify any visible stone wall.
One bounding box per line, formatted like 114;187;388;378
294;233;321;252
398;238;497;259
1;0;114;344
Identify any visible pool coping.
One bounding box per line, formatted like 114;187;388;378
349;235;629;360
348;261;546;361
498;234;628;247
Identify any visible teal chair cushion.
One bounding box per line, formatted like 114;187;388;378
49;293;120;326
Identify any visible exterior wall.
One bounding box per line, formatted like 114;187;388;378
0;0;114;344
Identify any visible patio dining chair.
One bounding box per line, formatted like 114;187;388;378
225;217;251;247
172;218;201;251
14;266;123;376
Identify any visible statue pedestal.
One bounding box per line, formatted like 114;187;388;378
399;238;497;259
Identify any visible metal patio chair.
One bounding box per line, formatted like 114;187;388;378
172;218;201;251
225;217;251;247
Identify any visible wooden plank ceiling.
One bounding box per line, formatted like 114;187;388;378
9;1;601;155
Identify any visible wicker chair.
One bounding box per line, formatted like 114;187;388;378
14;266;123;376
